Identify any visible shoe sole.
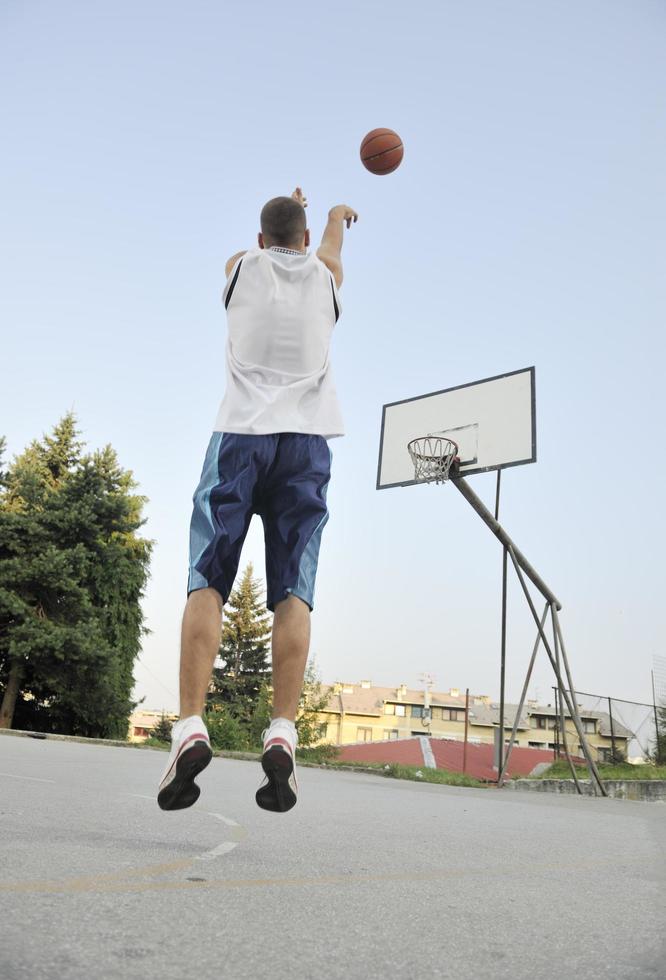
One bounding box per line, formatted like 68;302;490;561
157;740;213;811
256;746;297;813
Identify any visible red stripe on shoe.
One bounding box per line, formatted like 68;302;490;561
264;735;293;756
161;732;209;784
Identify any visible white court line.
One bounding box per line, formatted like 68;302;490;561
196;841;238;861
0;772;56;784
207;812;241;828
126;795;247;862
197;812;246;861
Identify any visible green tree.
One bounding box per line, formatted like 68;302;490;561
655;701;666;766
151;713;173;744
204;709;251;752
295;658;332;748
0;415;152;737
209;563;272;723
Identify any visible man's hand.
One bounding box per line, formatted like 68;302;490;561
328;205;358;229
291;187;308;208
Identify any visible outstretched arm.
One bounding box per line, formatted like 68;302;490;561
317;205;358;288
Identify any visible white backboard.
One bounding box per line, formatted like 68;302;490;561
377;367;536;489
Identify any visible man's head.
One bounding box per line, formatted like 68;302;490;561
258;196;309;251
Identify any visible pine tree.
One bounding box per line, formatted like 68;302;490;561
0;415;152;737
656;702;666;765
151;713;173;744
209;563;272;723
295;658;332;747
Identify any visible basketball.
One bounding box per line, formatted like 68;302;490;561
360;128;404;175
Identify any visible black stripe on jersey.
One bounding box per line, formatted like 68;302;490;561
330;276;340;322
225;260;243;309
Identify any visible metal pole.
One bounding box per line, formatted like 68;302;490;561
608;697;617;763
497;602;549;786
495;471;507;781
551;610;583;793
463;688;469;774
553;686;559;760
505;545;606;795
551;606;607;796
452;476;562;609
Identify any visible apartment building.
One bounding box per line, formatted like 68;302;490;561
314;681;631;763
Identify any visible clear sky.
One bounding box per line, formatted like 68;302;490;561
2;0;664;714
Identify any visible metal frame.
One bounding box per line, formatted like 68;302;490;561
449;471;607;796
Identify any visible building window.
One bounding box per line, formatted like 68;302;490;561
384;729;399;740
384;703;395;715
411;705;423;718
357;727;372;742
442;708;465;721
394;704;406;717
430;707;442;720
528;741;547;749
583;719;596;734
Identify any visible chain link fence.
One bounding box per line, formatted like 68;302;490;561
553;687;661;764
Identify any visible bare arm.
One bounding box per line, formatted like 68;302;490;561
317;205;358;288
224;250;247;279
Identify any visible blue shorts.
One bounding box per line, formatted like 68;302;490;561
188;433;332;612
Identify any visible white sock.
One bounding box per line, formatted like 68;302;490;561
266;717;297;747
173;715;205;736
269;717;296;732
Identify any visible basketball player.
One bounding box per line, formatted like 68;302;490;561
158;188;357;813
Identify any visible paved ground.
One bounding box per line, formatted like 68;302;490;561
0;734;664;980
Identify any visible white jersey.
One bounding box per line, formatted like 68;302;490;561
213;247;344;439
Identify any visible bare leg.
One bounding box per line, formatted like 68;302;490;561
179;588;223;718
271;594;311;722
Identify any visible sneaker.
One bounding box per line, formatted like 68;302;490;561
256;720;298;813
157;715;212;811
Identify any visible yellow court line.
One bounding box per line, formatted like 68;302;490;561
0;859;643;896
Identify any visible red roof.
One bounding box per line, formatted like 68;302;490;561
337;737;581;781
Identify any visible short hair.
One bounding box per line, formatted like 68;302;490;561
260;196;306;247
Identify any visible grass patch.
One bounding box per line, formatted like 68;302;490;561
317;758;485;788
295;744;340;764
143;736;169;750
379;763;485;788
534;760;666;781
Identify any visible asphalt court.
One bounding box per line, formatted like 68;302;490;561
0;734;664;980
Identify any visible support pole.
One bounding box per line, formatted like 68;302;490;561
497;602;549;786
551;610;583;793
550;606;608;796
495;471;507;780
452;476;562;609
463;688;469;774
608;697;617;763
505;545;606;795
450;471;604;795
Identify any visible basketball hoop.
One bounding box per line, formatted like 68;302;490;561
407;436;459;485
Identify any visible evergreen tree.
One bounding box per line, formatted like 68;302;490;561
209;563;272;722
295;658;332;748
0;415;152;737
656;701;666;765
151;713;173;744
